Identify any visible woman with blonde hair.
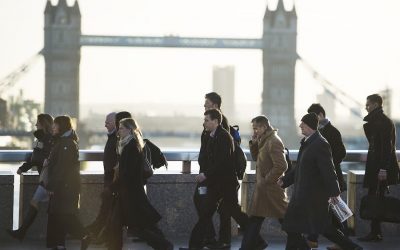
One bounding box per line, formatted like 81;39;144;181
107;118;172;250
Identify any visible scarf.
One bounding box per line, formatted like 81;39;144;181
118;134;134;155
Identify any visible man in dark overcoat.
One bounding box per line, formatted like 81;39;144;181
307;103;348;249
358;94;400;242
181;109;238;250
86;112;118;240
279;113;345;250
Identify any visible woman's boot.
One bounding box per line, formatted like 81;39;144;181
6;205;38;241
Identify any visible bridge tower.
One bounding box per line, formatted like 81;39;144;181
43;0;81;119
262;0;298;148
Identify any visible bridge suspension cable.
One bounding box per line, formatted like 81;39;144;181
0;50;43;96
297;54;364;118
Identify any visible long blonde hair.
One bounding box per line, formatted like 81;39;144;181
119;118;144;151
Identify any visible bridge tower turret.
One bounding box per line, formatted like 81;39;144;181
44;0;81;119
262;0;298;148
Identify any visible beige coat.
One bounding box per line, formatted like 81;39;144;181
248;130;288;218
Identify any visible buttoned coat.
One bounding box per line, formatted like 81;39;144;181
281;131;340;234
363;108;400;189
248;130;288;218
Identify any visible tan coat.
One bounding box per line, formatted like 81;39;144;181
248;130;288;218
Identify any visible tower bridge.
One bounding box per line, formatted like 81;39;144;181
41;0;299;146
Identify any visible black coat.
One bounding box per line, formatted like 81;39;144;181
282;131;340;234
19;129;53;174
319;121;347;192
363;108;400;189
201;126;237;187
47;132;80;215
118;139;161;228
103;131;118;187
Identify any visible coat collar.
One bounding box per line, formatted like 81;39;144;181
364;107;383;122
259;129;276;146
301;131;320;147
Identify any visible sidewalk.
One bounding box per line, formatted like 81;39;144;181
1;236;399;250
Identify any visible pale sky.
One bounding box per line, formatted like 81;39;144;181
0;0;400;120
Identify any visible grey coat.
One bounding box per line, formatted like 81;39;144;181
281;131;340;234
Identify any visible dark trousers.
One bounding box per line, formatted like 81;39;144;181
47;213;86;248
217;187;248;243
88;188;113;236
307;208;350;242
193;184;216;242
322;224;360;250
189;183;236;248
240;217;283;250
368;184;386;235
285;232;310;250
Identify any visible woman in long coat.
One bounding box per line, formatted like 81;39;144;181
46;116;89;250
108;118;172;250
7;114;53;241
240;115;288;250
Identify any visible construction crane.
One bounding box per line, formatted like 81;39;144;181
297;54;364;119
0;50;43;97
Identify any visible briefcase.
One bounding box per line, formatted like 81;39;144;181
360;194;400;223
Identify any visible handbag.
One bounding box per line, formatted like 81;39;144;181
360;184;400;223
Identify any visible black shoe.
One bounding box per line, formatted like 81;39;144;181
206;242;231;249
5;229;24;241
357;233;383;242
179;247;203;250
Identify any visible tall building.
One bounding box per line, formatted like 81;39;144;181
0;98;7;128
213;66;235;120
317;89;336;120
43;0;81;119
262;0;298;148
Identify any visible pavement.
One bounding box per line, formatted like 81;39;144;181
0;236;399;250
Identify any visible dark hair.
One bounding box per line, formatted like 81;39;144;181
205;92;222;109
37;113;53;134
307;103;326;117
204;109;222;125
115;111;132;130
54;115;72;134
251;115;271;129
367;94;383;107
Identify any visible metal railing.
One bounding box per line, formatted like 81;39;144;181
1;149;399;170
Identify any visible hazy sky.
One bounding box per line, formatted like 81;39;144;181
0;0;400;120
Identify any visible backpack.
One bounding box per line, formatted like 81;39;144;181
229;125;247;180
234;141;247;180
229;125;241;145
284;147;293;175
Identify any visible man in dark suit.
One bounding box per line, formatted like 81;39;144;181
279;113;362;250
358;94;400;242
181;109;238;250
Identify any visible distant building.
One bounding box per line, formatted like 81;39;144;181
0;98;7;128
317;89;336;120
213;66;235;120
